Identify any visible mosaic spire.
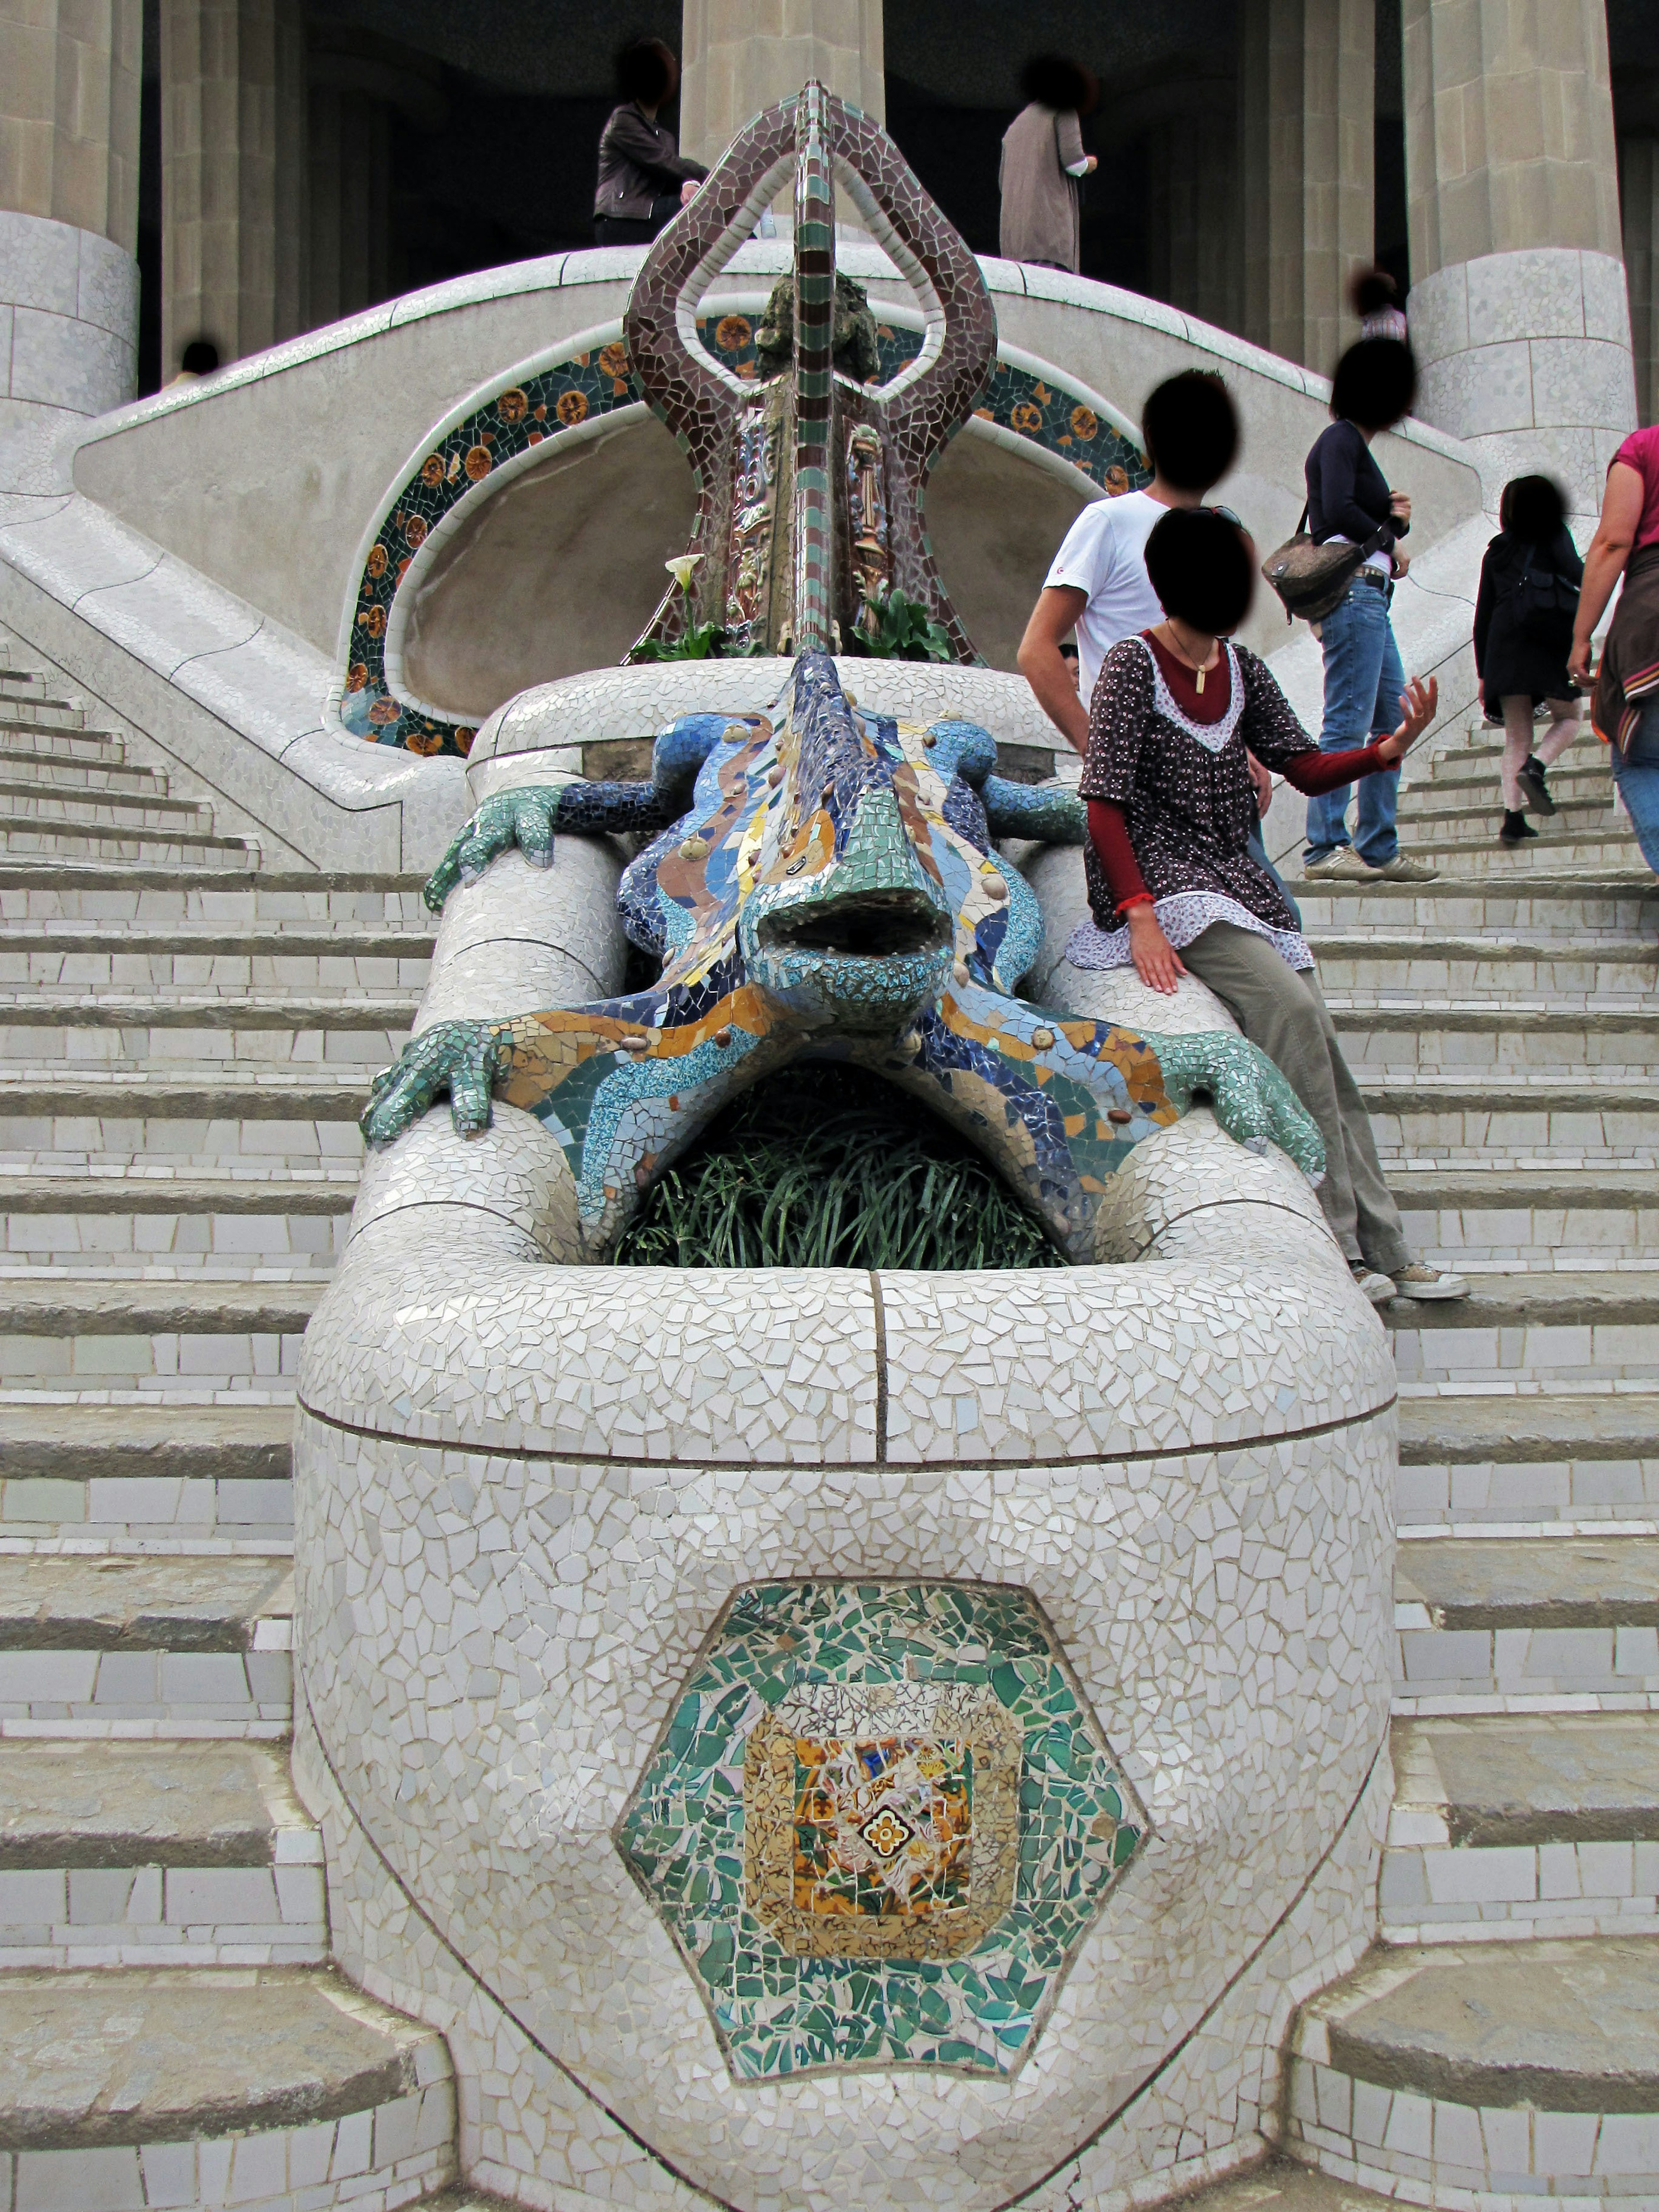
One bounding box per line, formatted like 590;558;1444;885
623;82;998;661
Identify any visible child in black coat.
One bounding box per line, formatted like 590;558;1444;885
1473;475;1584;847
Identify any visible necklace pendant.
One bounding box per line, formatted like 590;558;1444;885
1195;667;1205;694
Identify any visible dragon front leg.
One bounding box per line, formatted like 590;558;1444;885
1137;1028;1326;1183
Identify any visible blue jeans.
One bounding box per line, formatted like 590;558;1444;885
1303;578;1406;867
1613;761;1659;876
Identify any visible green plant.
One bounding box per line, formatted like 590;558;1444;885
630;551;733;662
611;1065;1060;1271
847;582;953;662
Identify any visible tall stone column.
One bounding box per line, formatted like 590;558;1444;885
1239;0;1375;374
679;0;884;168
0;0;142;442
160;0;307;375
1402;0;1635;511
1141;80;1243;337
1624;136;1658;428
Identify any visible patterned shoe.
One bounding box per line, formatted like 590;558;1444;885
1372;854;1440;882
1390;1262;1470;1301
1351;1261;1396;1304
1303;848;1384;883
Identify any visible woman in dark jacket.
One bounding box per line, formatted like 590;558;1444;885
1473;475;1583;846
593;40;708;246
1300;339;1438;885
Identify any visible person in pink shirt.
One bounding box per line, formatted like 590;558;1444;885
1571;426;1659;876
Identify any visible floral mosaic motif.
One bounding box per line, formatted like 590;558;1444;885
615;1579;1149;2081
362;653;1326;1259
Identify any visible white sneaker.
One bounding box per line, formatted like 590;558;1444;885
1390;1262;1470;1301
1304;848;1384;883
1373;854;1440;883
1351;1261;1396;1304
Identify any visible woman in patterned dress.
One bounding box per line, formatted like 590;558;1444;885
1072;506;1466;1304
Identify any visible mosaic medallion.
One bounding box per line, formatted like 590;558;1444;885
616;1580;1148;2080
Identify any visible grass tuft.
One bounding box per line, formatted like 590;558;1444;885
611;1065;1061;1271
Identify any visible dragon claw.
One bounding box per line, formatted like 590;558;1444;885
359;1020;507;1147
424;789;561;912
1138;1029;1325;1183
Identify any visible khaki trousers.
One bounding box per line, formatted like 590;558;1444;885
1179;920;1409;1275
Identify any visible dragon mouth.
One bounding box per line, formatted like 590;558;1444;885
759;887;952;960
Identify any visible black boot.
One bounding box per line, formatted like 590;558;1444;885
1499;808;1538;845
1517;756;1557;814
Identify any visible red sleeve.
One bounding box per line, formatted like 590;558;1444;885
1087;799;1150;912
1279;739;1392;795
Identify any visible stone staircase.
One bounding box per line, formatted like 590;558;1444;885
0;625;1654;2209
1281;711;1659;2201
0;641;470;2209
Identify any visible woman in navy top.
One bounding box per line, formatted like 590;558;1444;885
1300;339;1438;887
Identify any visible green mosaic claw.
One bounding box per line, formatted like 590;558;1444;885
423;789;561;913
361;1020;508;1146
979;776;1086;845
1140;1029;1326;1183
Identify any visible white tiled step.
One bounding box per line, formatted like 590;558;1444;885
1396;1392;1659;1530
0;1398;294;1545
1382;1714;1659;1943
0;928;433;994
1394;1535;1659;1707
0;1554;292;1732
1313;933;1656;997
1290;875;1658;933
0;1738;325;1965
1284;1937;1659;2202
0;821;261;866
1386;1169;1659;1268
0;1172;353;1268
0;748;163;797
0;1276;317;1388
0;1967;455;2210
0;862;429;923
1387;1272;1659;1389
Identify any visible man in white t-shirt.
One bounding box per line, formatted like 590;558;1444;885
1017;373;1241;759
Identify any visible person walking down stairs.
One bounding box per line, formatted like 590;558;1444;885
1473;475;1583;850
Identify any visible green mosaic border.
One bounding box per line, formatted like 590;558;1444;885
338;317;1149;761
615;1579;1147;2082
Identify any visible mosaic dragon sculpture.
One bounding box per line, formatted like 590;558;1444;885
359;86;1323;1257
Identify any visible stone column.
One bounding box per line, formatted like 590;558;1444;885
304;36;442;331
1624;136;1659;428
1239;0;1375;374
679;0;884;168
1140;77;1243;337
1402;0;1635;510
0;0;142;441
160;0;308;375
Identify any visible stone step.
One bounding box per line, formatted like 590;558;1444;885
0;861;428;921
0;1967;454;2209
1386;1168;1659;1268
0;1169;354;1270
0;721;127;764
0;777;214;830
1367;1081;1659;1168
1394;1534;1659;1707
1397;1392;1659;1533
0;937;433;993
1381;1714;1659;1943
1398;793;1618;839
1386;1271;1659;1389
1423;755;1608;798
0;1738;325;1967
1430;730;1604;775
1384;829;1641;872
1291;874;1659;931
0;1277;317;1390
0;1401;293;1546
1284;1937;1659;2200
0;1554;291;1732
0;819;261;867
1311;933;1656;998
0;695;90;729
0;1066;372;1174
0;995;415;1069
0;745;156;795
1333;1001;1659;1079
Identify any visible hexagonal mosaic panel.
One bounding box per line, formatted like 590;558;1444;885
615;1580;1148;2081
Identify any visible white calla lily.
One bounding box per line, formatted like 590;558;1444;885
665;554;702;591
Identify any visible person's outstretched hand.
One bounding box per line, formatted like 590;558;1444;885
1374;674;1438;766
1127;905;1185;994
1568;636;1595;683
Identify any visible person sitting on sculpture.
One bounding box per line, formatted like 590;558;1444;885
1073;504;1468;1306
